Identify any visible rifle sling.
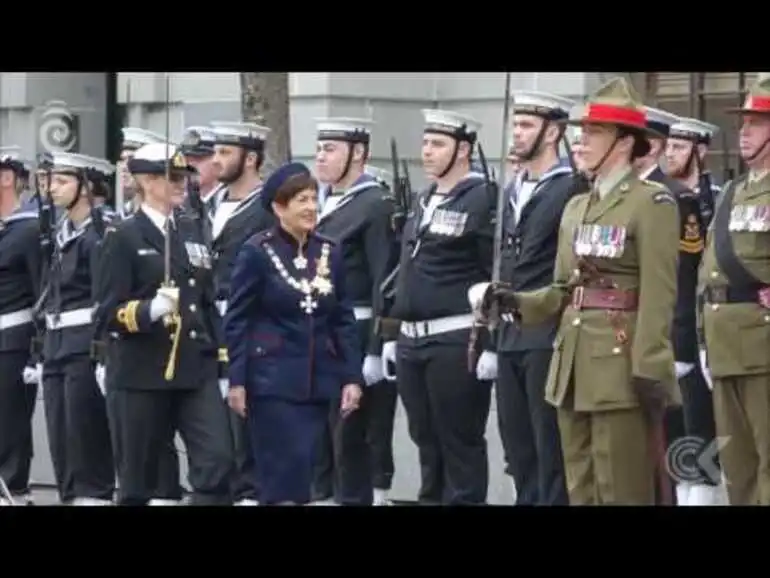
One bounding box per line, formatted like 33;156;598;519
712;177;763;289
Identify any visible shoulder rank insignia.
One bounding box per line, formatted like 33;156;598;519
652;191;676;205
679;214;703;254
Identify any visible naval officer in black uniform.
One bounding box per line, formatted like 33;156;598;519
312;118;400;506
664;117;726;506
41;152;116;505
0;148;42;505
485;90;576;506
93;142;233;505
224;161;363;505
106;128;185;505
208;121;276;505
382;109;496;504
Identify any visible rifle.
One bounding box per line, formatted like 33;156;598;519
375;139;412;338
161;72;182;381
31;155;56;358
467;74;512;371
389;138;410;235
186;179;213;249
85;173;106;239
380;140;412;298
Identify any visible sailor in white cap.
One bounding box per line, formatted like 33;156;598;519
633;105;707;506
10;148;38;213
110;130;187;505
662;116;727;507
118;127;167;218
180;126;219;220
35;152;116;505
0;145;41;505
634;106;682;182
311;117;400;506
208;121;275;506
493;90;577;506
665;117;722;225
93;142;233;505
382;109;495;504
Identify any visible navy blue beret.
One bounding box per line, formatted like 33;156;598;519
261;162;311;212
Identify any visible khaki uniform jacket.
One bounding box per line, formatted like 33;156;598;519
513;170;680;412
698;172;770;378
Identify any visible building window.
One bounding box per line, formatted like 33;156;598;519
636;72;756;182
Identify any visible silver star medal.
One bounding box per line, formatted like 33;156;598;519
293;254;308;270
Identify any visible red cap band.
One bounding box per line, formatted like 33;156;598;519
584;103;646;129
745;95;770;112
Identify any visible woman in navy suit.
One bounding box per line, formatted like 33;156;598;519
224;162;363;505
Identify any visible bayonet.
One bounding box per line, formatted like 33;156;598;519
116;79;131;218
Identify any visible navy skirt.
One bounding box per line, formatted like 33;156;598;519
246;396;331;504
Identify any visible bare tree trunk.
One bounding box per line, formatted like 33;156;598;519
240;73;291;174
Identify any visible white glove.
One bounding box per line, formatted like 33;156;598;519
218;378;229;400
476;351;498;381
381;341;397;382
150;286;180;321
468;282;491;318
674;362;695;379
22;365;40;385
95;364;106;396
363;355;384;386
699;349;713;391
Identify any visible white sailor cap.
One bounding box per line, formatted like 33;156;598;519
512;91;575;120
365;165;391;187
0;146;25;172
643;106;681;138
121;127;167;151
211;121;270;151
50;152;116;179
422;109;481;143
0;145;22;162
315;118;374;144
126;143;195;176
669;117;720;145
180;126;217;156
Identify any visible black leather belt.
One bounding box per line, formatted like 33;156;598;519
704;285;767;304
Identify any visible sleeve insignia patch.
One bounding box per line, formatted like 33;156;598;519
680;213;704;254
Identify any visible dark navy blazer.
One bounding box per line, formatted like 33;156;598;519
224;226;363;402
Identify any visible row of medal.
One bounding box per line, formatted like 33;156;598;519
573;224;628;259
728;205;770;232
427;208;469;238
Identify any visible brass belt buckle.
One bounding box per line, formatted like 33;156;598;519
572;286;585;309
709;286;726;304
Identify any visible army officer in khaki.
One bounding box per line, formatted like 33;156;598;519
698;73;770;506
476;78;680;505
